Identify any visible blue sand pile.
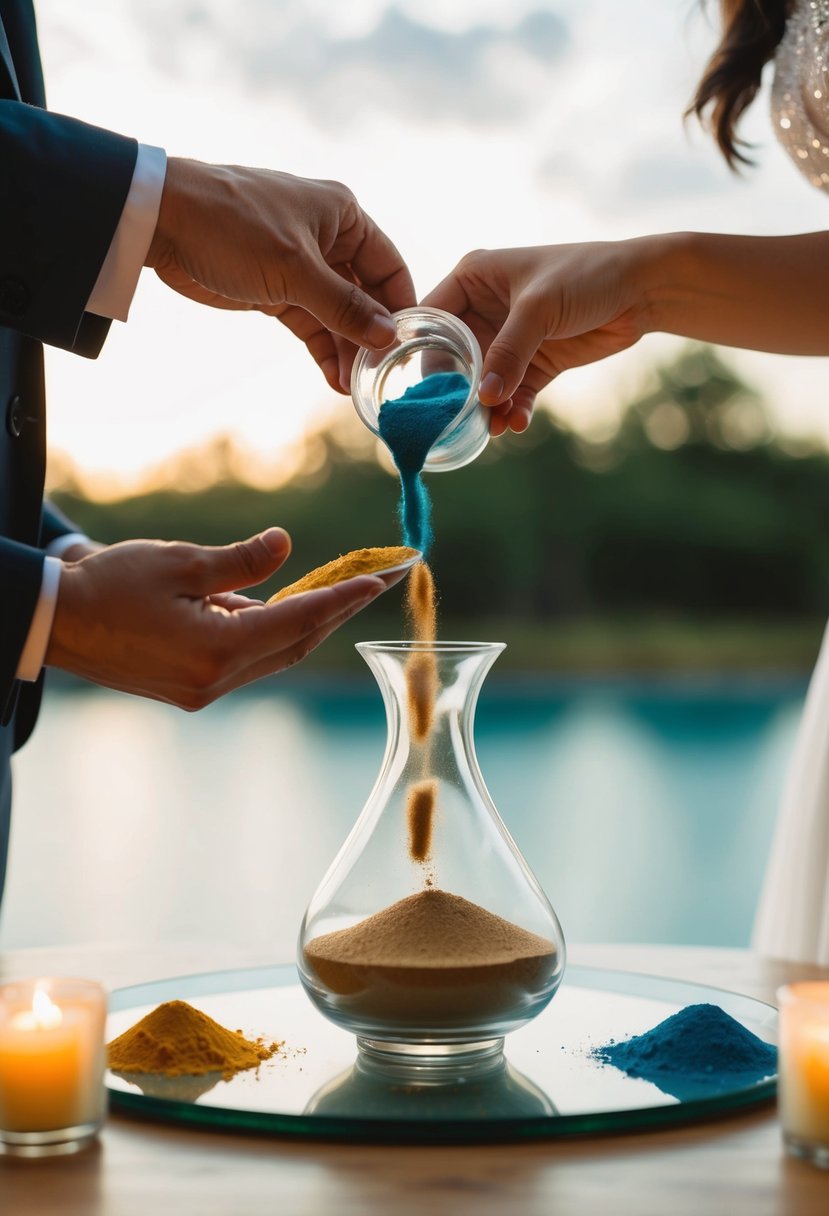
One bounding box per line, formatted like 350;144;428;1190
592;1003;777;1102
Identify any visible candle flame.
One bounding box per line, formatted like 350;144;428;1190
31;985;62;1029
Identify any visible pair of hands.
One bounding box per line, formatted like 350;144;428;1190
146;159;647;438
48;159;648;705
51;162;412;704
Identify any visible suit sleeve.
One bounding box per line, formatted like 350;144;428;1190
0;499;84;723
0;100;138;357
0;500;83;724
40;500;82;547
0;536;43;718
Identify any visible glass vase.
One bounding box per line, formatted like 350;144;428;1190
297;641;566;1064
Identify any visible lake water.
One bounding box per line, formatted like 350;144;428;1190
0;673;806;956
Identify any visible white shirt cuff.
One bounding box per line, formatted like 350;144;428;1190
16;557;62;683
45;531;91;560
86;143;167;322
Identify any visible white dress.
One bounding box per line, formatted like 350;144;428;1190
752;0;829;963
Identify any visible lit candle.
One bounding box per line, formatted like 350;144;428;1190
778;981;829;1169
0;978;107;1153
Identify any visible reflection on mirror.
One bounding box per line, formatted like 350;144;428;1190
305;1043;556;1122
110;1070;222;1103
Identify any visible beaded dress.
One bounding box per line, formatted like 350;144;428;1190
752;0;829;963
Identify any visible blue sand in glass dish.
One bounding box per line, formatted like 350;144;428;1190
378;372;469;557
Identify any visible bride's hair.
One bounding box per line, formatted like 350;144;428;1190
688;0;791;168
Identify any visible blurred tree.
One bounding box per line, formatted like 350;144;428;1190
50;343;829;629
618;344;772;453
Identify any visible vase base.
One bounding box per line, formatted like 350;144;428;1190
355;1035;506;1081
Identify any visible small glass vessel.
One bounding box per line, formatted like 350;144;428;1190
297;641;566;1064
350;306;488;472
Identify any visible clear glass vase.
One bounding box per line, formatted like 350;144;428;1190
297;641;566;1064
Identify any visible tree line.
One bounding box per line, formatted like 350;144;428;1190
52;345;829;634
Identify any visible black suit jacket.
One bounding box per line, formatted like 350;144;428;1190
0;0;138;900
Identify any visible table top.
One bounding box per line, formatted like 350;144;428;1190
1;941;828;1216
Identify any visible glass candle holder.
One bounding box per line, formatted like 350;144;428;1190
778;982;829;1169
0;977;107;1156
351;306;488;472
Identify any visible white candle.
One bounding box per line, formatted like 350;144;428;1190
778;981;829;1167
0;978;106;1147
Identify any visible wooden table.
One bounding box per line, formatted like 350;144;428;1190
1;942;827;1216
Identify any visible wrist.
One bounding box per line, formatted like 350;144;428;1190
47;532;103;563
146;156;198;268
60;540;105;563
45;562;89;671
633;231;699;336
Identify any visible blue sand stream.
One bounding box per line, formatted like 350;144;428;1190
378;372;469;557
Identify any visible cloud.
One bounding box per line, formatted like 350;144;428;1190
130;1;571;128
614;151;730;203
536;143;731;223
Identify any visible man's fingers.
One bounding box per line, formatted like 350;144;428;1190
266;604;373;674
182;529;292;596
337;336;360;393
302;261;397;351
269;303;345;392
257;574;386;647
338;214;416;313
206;575;387;694
208;591;263;610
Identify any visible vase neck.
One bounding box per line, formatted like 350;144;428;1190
357;642;503;762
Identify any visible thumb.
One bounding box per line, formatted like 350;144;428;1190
302;261;397;350
479;302;551;406
183;528;292;596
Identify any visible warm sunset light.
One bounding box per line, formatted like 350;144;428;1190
5;0;829;1204
34;0;829;497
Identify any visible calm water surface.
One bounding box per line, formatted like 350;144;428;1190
0;673;805;955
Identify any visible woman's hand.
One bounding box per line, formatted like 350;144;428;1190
423;242;648;435
47;528;394;709
146;160;416;394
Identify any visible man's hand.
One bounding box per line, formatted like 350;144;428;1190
146;160;416;393
47;528;394;708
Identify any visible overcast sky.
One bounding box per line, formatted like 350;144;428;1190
35;0;829;495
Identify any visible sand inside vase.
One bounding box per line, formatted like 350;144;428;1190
303;889;557;1027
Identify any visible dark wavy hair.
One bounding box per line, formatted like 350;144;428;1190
688;0;791;168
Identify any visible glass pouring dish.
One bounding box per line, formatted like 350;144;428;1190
350;307;488;473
